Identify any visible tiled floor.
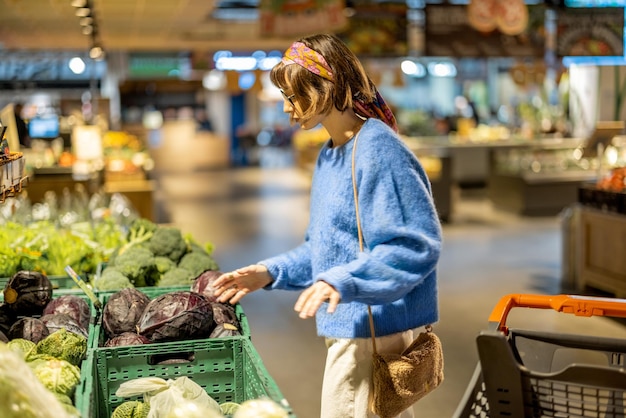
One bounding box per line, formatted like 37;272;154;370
152;160;626;418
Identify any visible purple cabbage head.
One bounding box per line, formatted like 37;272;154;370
137;291;214;343
43;295;91;330
103;288;151;339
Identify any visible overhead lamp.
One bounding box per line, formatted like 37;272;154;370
70;0;87;7
80;17;93;26
75;7;91;17
89;46;105;60
68;57;86;74
82;25;93;35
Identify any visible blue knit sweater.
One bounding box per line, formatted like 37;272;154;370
259;118;442;339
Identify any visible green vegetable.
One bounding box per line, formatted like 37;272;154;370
148;227;188;263
111;247;157;287
220;401;241;414
6;338;36;359
0;342;73;418
0;219;126;278
29;357;81;397
35;329;87;367
117;218;157;256
60;403;80;418
183;232;215;256
53;392;73;405
157;267;194;287
111;401;150;418
177;252;219;278
0;247;21;277
155;256;176;274
94;268;134;291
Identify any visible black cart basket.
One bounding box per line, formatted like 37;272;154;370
454;294;626;418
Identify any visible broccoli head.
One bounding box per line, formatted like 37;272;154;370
157;267;194;287
117;218;158;256
94;268;134;291
154;256;176;274
111;246;157;287
177;252;219;278
183;232;215;256
148;227;188;263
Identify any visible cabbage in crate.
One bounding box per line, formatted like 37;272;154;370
137;291;214;343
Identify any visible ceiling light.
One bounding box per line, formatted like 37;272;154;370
75;7;91;17
71;0;87;7
82;25;93;35
80;17;93;26
69;57;86;74
89;46;104;60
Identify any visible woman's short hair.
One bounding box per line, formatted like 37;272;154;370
270;34;375;126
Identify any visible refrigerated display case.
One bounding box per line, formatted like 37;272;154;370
487;137;599;216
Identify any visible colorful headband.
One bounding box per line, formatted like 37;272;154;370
281;41;398;132
282;41;333;81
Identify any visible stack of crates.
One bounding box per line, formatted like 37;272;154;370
75;286;294;417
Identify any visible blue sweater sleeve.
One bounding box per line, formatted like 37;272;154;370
258;239;313;291
317;130;442;305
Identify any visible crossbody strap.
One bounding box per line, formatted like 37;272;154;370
350;131;378;355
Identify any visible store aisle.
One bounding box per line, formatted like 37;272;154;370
152;163;626;418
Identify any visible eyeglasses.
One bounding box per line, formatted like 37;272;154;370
280;89;296;108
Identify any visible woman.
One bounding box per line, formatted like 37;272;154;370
214;33;442;418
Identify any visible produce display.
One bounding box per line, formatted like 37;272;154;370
0;341;76;418
0;218;125;279
99;279;242;348
597;166;626;192
95;218;218;291
0;198;292;417
111;376;289;418
1;271;93;417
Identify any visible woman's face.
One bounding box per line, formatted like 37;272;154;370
280;79;324;130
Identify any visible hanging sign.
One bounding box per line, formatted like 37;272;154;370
424;3;545;57
337;0;408;57
556;7;624;57
259;0;347;38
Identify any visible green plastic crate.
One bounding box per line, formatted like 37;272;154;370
74;350;95;416
0;274;83;292
78;338;293;418
92;286;250;349
0;290;101;355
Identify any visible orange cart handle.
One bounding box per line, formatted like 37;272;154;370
488;294;626;333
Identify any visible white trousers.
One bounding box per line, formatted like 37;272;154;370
320;330;417;418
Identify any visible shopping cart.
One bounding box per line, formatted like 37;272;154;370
453;294;626;418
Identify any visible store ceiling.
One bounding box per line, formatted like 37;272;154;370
0;0;291;53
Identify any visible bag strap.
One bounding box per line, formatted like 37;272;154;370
350;130;434;357
350;130;378;355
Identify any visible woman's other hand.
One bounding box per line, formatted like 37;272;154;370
214;264;273;304
295;281;340;319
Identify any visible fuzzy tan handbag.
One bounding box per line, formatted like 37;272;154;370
350;131;445;418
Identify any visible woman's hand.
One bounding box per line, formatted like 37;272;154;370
213;265;273;304
295;281;340;319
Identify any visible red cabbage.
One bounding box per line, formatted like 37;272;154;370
8;317;50;343
3;271;53;316
42;295;91;330
104;332;150;347
103;288;151;338
0;303;16;336
190;270;222;303
209;323;241;338
212;302;240;328
137;291;214;343
41;313;88;339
